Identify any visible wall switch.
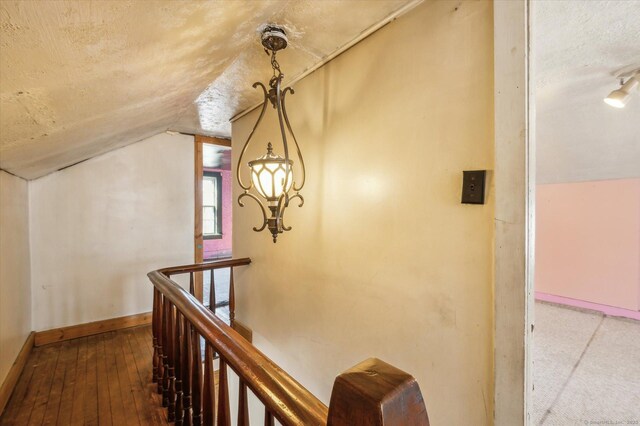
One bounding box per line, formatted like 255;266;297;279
461;170;486;204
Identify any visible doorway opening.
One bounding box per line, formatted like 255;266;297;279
195;135;233;322
201;142;232;260
531;1;640;424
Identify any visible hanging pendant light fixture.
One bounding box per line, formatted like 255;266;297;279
236;25;305;243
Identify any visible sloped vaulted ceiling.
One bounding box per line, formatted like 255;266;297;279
0;0;417;179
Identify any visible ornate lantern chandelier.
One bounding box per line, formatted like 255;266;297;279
237;26;305;243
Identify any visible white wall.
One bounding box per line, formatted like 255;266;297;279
0;171;31;385
29;133;194;331
232;2;494;425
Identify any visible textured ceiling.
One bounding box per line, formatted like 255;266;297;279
535;0;640;184
0;0;416;179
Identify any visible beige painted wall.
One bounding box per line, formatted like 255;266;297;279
29;133;194;331
0;171;31;385
232;1;494;424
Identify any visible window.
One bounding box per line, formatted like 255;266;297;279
203;171;223;239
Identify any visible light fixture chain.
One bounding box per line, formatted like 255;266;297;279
269;49;283;89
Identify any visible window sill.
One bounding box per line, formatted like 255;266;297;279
203;234;223;240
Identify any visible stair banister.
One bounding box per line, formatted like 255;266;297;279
149;258;429;426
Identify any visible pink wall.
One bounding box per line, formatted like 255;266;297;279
203;168;232;259
535;178;640;313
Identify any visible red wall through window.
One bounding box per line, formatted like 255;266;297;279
203;146;232;259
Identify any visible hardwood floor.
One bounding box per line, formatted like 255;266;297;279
0;325;169;426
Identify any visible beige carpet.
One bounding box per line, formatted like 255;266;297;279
533;302;640;425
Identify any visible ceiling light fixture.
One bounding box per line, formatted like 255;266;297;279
604;73;639;108
236;25;305;243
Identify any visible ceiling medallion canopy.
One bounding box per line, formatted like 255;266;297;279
236;25;306;243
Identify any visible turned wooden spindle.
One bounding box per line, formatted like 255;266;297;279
175;312;184;426
217;359;231;426
238;378;249;426
202;344;216;426
152;288;159;383
167;305;177;422
228;267;235;326
182;319;193;426
209;269;216;313
190;272;194;295
192;329;203;426
264;409;274;426
327;358;430;426
162;298;170;406
156;292;164;393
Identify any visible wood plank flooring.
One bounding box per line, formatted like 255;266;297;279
0;325;169;426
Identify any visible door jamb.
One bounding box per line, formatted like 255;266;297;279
493;0;535;424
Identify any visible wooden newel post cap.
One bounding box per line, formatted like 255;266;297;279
327;358;430;426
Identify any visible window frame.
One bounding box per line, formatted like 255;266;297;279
202;171;223;240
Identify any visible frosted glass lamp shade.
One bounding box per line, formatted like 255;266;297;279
249;143;293;201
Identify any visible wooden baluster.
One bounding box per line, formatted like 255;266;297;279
175;311;184;426
156;291;165;393
162;297;170;406
264;409;274;426
202;343;216;426
183;319;193;426
195;270;204;303
229;267;235;327
209;269;216;313
157;292;165;393
168;304;177;421
192;328;203;426
152;288;159;383
190;272;195;295
217;359;231;426
238;378;249;426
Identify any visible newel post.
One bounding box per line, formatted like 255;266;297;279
327;358;430;426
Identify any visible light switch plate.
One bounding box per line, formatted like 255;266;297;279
461;170;486;204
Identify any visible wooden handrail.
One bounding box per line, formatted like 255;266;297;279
158;257;251;276
149;258;429;426
149;259;328;425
